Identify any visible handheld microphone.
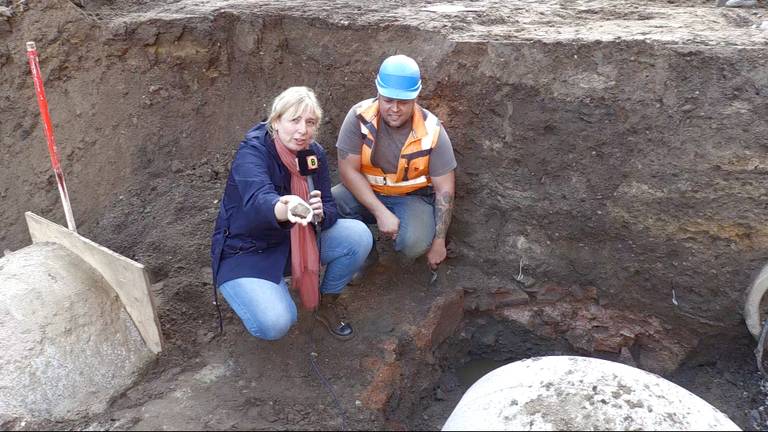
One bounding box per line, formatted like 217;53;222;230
297;148;320;226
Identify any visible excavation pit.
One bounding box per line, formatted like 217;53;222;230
1;0;768;429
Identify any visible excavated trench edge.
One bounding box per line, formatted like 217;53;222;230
3;2;768;430
375;289;766;431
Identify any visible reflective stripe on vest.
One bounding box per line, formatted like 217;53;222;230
355;98;441;196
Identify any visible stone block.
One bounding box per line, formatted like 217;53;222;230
536;282;568;304
0;243;154;424
412;289;465;352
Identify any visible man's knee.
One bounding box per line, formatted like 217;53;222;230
395;206;435;259
345;219;374;257
331;184;356;218
397;235;432;260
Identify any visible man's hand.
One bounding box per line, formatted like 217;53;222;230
428;172;455;270
427;238;447;270
375;208;400;240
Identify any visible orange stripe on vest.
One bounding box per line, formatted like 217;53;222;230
356;98;441;196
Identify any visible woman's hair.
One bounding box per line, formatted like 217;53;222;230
267;87;323;136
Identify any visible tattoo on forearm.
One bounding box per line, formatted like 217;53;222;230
435;191;454;239
339;149;350;161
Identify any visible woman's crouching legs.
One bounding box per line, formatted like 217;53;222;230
314;218;373;341
219;277;298;340
319;218;374;294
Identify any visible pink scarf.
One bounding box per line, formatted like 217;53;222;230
274;135;320;310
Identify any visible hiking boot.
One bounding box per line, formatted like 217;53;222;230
314;295;354;340
348;247;379;286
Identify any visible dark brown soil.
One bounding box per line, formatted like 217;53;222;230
2;0;768;430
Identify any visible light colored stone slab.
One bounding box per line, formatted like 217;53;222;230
25;211;162;353
443;356;740;431
0;243;154;424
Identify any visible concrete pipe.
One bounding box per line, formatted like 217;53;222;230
442;356;740;431
744;263;768;340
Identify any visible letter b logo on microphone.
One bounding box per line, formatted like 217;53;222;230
297;149;319;176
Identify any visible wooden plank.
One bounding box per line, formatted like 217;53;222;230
25;212;163;353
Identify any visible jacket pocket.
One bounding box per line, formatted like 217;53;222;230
222;237;269;256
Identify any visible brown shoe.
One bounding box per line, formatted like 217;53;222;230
314;295;354;341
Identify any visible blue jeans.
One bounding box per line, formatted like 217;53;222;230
331;183;435;259
219;218;372;340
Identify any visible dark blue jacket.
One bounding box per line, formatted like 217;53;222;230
211;122;338;287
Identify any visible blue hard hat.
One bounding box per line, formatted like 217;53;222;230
375;55;422;100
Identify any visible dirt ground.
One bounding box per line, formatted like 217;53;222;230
2;0;768;430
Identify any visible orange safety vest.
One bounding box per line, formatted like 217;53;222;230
356;98;441;196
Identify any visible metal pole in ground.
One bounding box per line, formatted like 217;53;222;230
26;41;77;232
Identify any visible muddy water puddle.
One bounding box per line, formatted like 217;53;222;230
456;358;509;388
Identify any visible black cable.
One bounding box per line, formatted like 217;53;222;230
756;318;768;375
213;285;224;334
308;317;349;431
307;220;349;431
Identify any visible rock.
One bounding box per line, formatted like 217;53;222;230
618;346;638;367
464;292;496;312
290;202;311;219
569;284;598;301
724;0;757;7
564;328;594;351
171;160;184;173
434;387;447;401
444;356;740;431
260;402;281;423
761;21;768;31
135;24;159;46
411;289;464;351
196;329;216;344
632;333;692;375
749;409;761;428
0;6;13;18
478;329;498;346
445;238;459;258
359;362;402;410
381;338;398;363
233;19;261;54
0;243;154;423
536;282;568;303
493;286;530;307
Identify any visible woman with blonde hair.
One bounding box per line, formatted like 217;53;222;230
211;87;372;341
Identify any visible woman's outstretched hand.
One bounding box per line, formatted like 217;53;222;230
275;195;314;226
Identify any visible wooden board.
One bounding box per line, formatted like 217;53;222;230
25;212;163;353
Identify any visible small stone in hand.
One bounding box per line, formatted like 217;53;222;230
290;203;311;219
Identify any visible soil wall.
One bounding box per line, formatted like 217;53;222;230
3;1;767;341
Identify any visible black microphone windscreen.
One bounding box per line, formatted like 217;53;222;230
297;148;319;176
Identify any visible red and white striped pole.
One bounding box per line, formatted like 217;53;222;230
26;41;77;232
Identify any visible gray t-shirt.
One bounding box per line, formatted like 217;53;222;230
336;104;457;177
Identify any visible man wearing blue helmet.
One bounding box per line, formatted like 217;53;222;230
332;55;457;273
